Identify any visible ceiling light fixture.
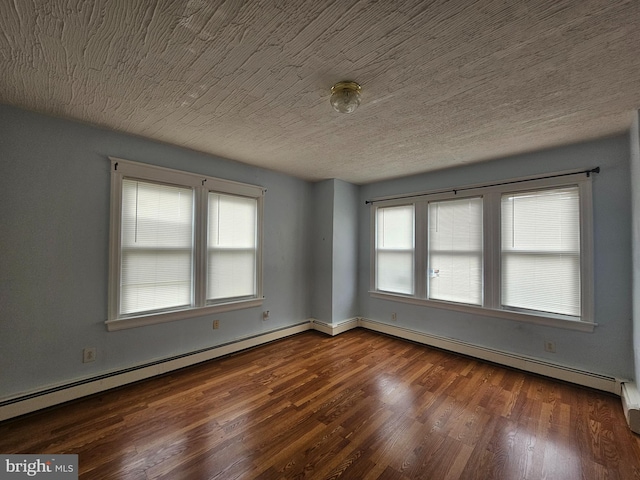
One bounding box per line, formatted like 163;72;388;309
330;81;362;114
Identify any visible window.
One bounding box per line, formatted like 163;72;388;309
375;205;414;295
371;171;594;330
501;187;581;317
207;193;258;301
428;197;483;305
107;158;264;331
120;179;194;315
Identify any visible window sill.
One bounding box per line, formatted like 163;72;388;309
369;291;596;332
105;298;264;331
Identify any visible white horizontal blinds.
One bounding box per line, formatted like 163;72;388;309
208;193;257;301
501;186;581;316
376;205;414;295
428;197;483;304
120;179;194;315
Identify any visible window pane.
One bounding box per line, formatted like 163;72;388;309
501;187;580;316
377;205;414;249
208;193;257;301
120;179;194;315
121;250;192;313
377;251;414;294
428;197;483;304
376;205;414;294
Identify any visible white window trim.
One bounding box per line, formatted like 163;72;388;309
374;204;416;295
370;170;595;332
107;157;264;331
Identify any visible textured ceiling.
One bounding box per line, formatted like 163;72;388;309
1;0;639;184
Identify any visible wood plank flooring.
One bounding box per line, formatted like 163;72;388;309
1;329;640;479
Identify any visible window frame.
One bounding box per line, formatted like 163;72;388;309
205;192;260;303
499;185;582;318
370;171;595;332
427;195;484;305
106;157;264;331
374;203;416;295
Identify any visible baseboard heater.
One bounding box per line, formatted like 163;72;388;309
621;382;640;434
0;317;626;423
357;317;623;395
0;322;312;422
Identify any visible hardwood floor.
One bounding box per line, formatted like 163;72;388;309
1;329;640;479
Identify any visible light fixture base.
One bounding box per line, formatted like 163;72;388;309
330;81;362;114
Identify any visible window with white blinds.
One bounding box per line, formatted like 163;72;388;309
371;171;593;328
208;193;257;301
121;179;194;315
428;197;483;305
107;158;264;330
375;205;414;295
501;187;581;317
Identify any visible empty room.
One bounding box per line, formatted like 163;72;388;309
2;1;640;479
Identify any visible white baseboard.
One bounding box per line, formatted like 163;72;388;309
622;382;640;434
358;318;623;395
0;322;312;422
310;317;359;336
0;317;627;425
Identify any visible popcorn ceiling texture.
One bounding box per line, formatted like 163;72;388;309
0;0;639;183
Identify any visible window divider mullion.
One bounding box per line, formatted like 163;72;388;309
194;186;208;307
415;201;428;299
484;192;501;309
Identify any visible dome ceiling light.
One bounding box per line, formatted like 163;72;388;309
330;81;362;114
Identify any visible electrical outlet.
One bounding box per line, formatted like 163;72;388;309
263;311;270;321
391;312;397;321
213;320;220;329
83;347;96;363
544;340;556;353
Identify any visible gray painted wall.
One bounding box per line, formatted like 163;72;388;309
631;112;640;381
0;105;314;399
358;135;634;380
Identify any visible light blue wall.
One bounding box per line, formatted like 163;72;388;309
631;111;640;381
311;178;359;323
0;105;314;399
311;180;334;323
1;102;636;401
332;179;359;322
359;135;634;380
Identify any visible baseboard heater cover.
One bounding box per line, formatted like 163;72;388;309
310;318;359;336
356;318;622;396
0;317;626;423
622;382;640;434
0;321;312;422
